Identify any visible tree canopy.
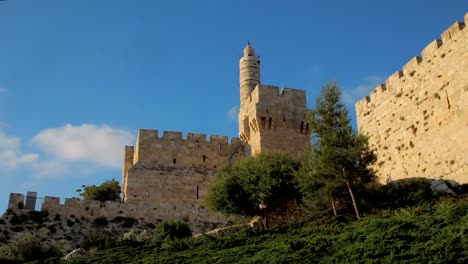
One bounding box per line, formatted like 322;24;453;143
296;81;376;218
206;152;301;218
77;179;121;203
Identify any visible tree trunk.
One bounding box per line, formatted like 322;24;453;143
343;168;361;220
331;196;338;216
346;180;361;220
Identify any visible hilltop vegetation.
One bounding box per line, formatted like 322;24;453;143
14;195;467;263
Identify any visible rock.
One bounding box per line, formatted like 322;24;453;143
430;179;459;195
64;248;88;260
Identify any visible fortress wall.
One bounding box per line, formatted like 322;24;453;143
244;84;310;155
120;129;246;226
41;196;121;218
132;129;244;169
123;162;227;223
356;14;468;183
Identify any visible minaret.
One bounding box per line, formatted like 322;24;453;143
239;43;261;107
238;43;261;143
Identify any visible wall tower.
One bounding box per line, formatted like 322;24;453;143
238;44;311;156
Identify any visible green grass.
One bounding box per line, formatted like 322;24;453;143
25;197;468;264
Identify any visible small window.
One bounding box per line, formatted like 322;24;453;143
268;118;272;129
266;108;269;114
173;158;176;164
283;114;286;122
306;123;309;133
260;117;266;128
218;144;221;150
203;155;206;162
196;186;199;200
171;139;174;146
300;121;304;133
195;140;199;148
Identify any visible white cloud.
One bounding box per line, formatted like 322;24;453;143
31;124;134;169
0;123;134;178
227;106;239;121
0;130;39;169
343;76;385;107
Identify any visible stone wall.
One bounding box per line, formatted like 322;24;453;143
7;192;232;232
119;129;246;230
239;84;311;155
356;14;468;183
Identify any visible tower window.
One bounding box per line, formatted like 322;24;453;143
268;118;272;129
171;139;174;146
195;140;199;148
283;114;286;122
300;122;304;133
173;158;176;164
196;186;199;200
266;108;269;114
203;155;206;162
260;117;266;128
306;123;309;133
218;144;222;150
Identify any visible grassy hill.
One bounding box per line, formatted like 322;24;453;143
25;196;468;264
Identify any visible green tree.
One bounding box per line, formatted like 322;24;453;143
297;81;376;219
207;152;301;224
77;179;121;203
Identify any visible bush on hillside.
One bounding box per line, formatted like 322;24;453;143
154;221;192;241
360;178;442;212
0;233;63;261
207;152;301;219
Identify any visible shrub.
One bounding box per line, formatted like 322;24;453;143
111;216;138;228
8;215;21;226
360;178;437;212
66;219;75;227
0;233;62;261
154;221;192;241
77;179;121;202
93;217;108;227
80;233;116;251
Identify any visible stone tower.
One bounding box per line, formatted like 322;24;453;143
238;43;311;155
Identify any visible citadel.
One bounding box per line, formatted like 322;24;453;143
5;14;468;231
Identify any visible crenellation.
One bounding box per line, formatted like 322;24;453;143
8;193;25;210
187;133;207;143
385;70;404;91
403;56;422;76
357;13;468;184
421;39;443;60
163;131;183;140
441;21;465;42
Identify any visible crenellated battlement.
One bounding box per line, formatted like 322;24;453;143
249;84;307;106
356;13;468;112
356;13;468;184
135;129;240;145
130;129;245;170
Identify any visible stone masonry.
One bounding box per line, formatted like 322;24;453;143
238;44;311;155
356;13;468;184
5;44;311;231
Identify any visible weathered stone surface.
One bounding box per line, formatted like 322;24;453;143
356;14;468;184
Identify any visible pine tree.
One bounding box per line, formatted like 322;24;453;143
297;81;376;219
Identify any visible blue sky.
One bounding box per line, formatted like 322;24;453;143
0;0;466;212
